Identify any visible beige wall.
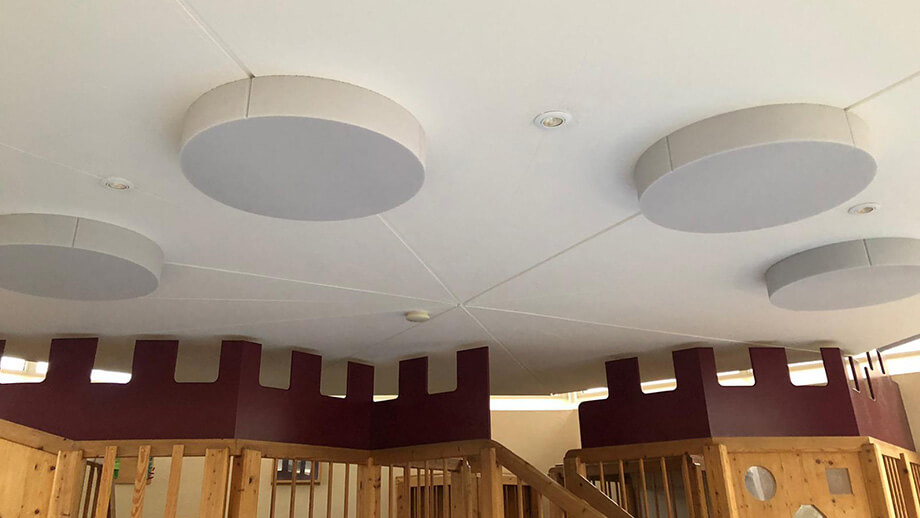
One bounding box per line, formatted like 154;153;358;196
893;372;920;448
107;409;580;517
490;409;580;474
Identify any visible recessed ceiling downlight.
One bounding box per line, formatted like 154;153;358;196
766;238;920;311
0;214;163;300
534;111;570;129
634;104;876;233
180;76;426;221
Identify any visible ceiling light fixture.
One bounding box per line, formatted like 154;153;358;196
634;104;876;233
849;202;880;215
180;76;426;221
766;238;920;311
0;214;163;300
102;177;133;191
405;310;431;323
534;111;571;129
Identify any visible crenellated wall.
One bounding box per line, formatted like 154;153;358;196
579;346;914;450
0;339;491;449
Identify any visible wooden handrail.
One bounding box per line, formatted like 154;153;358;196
493;442;619;518
563;471;634;518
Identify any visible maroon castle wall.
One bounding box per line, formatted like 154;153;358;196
579;346;914;450
0;338;491;450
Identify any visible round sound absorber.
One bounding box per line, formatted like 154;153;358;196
634;104;876;233
180;76;426;221
766;238;920;311
0;214;163;300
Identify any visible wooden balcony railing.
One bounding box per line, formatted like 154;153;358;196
0;418;613;518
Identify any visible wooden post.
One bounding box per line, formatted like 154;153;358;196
860;443;897;518
478;448;503;518
389;465;397;518
130;445;151;518
199;448;231;518
899;454;920;518
48;450;86;518
702;444;737;518
164;445;185;518
450;469;465;518
398;464;411;518
229;449;262;518
93;447;118;518
356;458;381;518
618;460;627;511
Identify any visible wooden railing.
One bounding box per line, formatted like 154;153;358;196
0;418;607;518
564;439;713;518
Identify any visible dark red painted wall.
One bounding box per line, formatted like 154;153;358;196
0;339;491;450
579;346;915;450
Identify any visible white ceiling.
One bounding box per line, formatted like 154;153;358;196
1;0;919;394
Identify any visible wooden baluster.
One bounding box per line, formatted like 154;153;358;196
415;467;421;518
270;460;278;518
130;446;151;518
82;462;96;518
680;455;696;518
290;459;299;518
660;457;673;518
461;460;472;518
638;459;649;518
618;460;627;512
344;463;351;518
93;447;117;518
164;445;185;518
533;490;543;518
309;461;317;518
199;448;231;518
516;476;525;518
423;462;430;518
327;462;335;518
390;465;397;518
598;462;606;496
692;461;709;518
90;464;103;518
651;460;661;518
442;459;450;518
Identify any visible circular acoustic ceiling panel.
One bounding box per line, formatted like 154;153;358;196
180;76;426;221
634;104;876;233
766;238;920;311
0;214;163;300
